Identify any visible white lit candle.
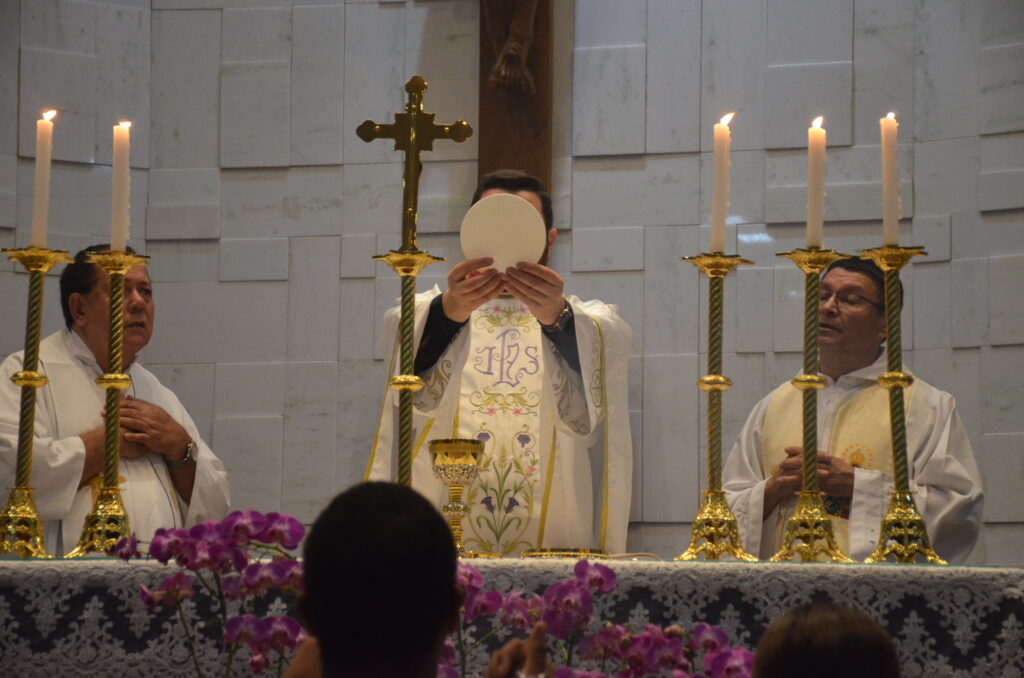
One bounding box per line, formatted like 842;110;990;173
880;112;901;246
31;110;58;248
711;112;735;253
111;121;131;251
806;116;826;249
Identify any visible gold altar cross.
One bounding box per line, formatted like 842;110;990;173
357;75;472;254
356;75;472;487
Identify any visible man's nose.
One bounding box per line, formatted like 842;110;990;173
819;292;839;315
124;287;144;310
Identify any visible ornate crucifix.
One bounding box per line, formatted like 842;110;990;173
356;75;472;486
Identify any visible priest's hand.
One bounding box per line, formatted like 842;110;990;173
119;396;191;461
763;448;804;518
442;257;505;323
815;450;855;498
485;621;552;678
504;261;566;326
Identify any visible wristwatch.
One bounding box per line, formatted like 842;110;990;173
539;299;572;333
166;439;197;469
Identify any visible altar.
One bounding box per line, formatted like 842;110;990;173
1;558;1021;677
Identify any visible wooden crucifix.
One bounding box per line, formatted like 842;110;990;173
356;75;473;486
479;0;553;188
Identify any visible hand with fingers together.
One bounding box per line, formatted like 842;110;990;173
764;446;855;518
503;261;566;326
119;395;192;462
442;256;506;323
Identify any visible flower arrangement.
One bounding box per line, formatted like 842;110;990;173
116;510;307;678
440;560;753;678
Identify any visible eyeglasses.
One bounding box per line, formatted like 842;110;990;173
818;288;884;312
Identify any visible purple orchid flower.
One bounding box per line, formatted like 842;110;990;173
500;591;541;633
541;579;593;639
689;623;729;654
222;575;245;601
115;534;140;560
574;559;617;594
138;585;162;611
578;623;629;661
705;646;753;678
258;512;305;549
247;651;270;674
157;571;195;605
263;616;304;651
224;614;263;646
147;527;189;564
465;589;503;623
219;509;268;544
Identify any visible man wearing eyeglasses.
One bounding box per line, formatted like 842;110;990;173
723;257;983;563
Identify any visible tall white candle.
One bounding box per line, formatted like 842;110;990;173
880;112;901;246
111;121;131;251
31;110;58;248
711;112;735;253
806;116;826;249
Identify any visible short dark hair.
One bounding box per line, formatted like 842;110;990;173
302;482;457;676
59;244;137;328
471;169;553;230
823;256;902;310
753;602;900;678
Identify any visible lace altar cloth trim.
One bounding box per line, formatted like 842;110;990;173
0;559;1021;677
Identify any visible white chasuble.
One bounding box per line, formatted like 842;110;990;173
760;381;905;556
0;331;230;555
723;354;984;563
367;288;633;555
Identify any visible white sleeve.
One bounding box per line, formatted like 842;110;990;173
723;396;771;556
0;353;87;520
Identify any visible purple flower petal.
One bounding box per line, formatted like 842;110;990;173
573;559;617;594
115;534;140;560
219;510;268;544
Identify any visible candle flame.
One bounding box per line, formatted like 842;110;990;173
720;112;735;126
812;116;824;129
42;110;57;121
118;121;132;129
886;112;896;120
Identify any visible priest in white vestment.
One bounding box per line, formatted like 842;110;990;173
367;170;632;555
0;246;230;555
723;257;983;563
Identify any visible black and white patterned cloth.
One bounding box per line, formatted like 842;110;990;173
1;559;1021;677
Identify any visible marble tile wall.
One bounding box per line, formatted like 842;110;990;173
3;0;1022;563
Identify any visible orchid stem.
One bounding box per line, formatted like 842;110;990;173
176;603;207;678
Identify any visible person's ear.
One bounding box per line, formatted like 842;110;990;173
547;228;557;251
68;293;88;327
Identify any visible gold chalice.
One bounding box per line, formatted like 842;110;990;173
430;438;485;558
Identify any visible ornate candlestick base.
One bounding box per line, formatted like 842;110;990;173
65;488;130;558
430;438;496;558
677;491;757;561
770;491;854;563
864;491;946;564
0;488;50;558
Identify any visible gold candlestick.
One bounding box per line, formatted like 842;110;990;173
770;247;854;563
357;75;472;486
66;250;149;558
676;252;756;562
859;245;945;564
0;246;72;558
430;438;485;558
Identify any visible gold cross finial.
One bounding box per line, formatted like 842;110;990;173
356;76;473;253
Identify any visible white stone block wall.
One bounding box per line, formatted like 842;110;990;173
2;0;1022;565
